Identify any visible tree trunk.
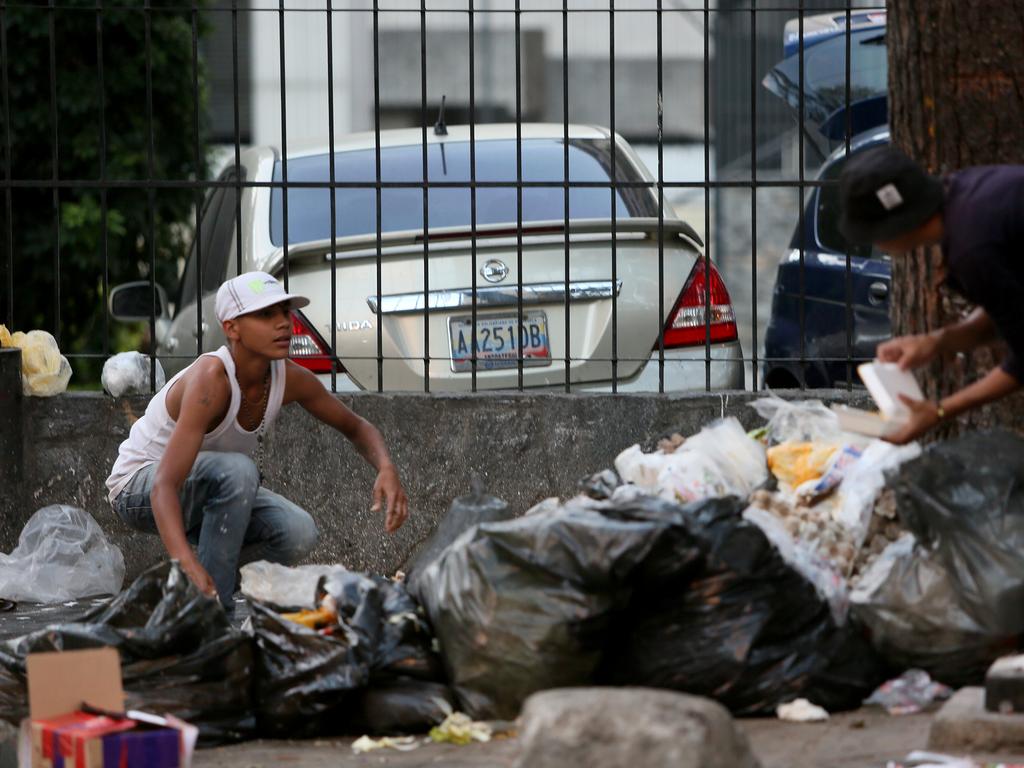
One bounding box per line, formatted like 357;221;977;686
888;0;1024;436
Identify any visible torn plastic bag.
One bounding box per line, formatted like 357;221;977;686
614;418;767;504
240;560;348;611
852;536;1018;686
405;478;513;590
249;599;368;737
0;561;255;744
577;468;622;500
321;571;444;682
101;351;166;397
349;678;456;735
598;491;885;714
891;430;1024;636
751;397;843;445
0;505;125;603
852;430;1024;685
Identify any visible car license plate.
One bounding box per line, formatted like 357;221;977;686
448;311;552;372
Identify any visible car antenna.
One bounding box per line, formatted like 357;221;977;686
434;95;448;136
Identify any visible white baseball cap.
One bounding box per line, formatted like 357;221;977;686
215;271;310;323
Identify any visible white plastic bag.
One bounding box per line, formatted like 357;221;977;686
0;327;72;397
834;440;921;546
0;505;125;602
240;560;349;610
101;351;166;397
615;418;767;504
751;397;843;444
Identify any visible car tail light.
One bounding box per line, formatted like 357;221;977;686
661;259;739;348
290;311;341;373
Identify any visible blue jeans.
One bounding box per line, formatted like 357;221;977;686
112;451;319;607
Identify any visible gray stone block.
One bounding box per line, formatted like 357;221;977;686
514;687;760;768
987;655;1024;714
929;686;1024;752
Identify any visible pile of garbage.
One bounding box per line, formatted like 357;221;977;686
2;397;1022;744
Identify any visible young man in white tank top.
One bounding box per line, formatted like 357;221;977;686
105;271;408;608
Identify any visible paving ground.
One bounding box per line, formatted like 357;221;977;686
192;707;1024;768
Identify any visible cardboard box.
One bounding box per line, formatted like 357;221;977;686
19;649;197;768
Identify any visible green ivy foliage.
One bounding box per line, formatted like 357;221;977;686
0;1;209;386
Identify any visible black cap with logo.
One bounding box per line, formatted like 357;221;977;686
838;146;944;245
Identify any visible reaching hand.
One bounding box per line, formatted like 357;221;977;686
884;395;941;446
876;333;942;371
372;464;410;533
180;556;218;599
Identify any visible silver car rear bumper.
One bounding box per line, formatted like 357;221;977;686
316;340;744;393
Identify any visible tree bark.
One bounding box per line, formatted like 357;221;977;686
888;0;1024;436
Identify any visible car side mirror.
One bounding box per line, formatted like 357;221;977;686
109;281;171;323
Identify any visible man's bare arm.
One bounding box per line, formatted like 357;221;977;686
285;361;409;532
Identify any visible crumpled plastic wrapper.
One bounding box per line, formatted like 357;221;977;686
101;351;165;397
351;735;420;754
429;712;492;745
0;325;73;397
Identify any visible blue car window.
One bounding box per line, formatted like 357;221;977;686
269;138;658;246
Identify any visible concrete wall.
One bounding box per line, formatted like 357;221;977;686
1;386;870;583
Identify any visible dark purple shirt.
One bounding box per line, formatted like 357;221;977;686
942;165;1024;382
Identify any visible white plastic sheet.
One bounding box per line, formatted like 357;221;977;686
615;418;767;504
0;506;125;602
101;351;166;397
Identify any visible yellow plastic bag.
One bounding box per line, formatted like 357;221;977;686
766;442;838;488
0;325;72;396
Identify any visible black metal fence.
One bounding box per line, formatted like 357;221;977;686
0;0;885;394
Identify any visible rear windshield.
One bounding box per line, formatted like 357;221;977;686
269;138;658;246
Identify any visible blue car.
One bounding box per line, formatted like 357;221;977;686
762;128;891;389
760;11;891;388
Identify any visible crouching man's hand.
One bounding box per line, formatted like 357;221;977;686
372;464;409;533
180;554;218;599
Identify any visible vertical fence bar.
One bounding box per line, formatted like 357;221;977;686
191;3;204;358
0;3;10;329
515;0;524;390
326;0;338;392
703;0;711;391
561;0;570;393
97;2;109;360
373;0;383;391
419;0;430;392
47;0;60;345
468;0;478;392
232;0;243;278
656;0;664;393
144;0;157;390
844;3;853;389
749;1;757;391
609;0;617;391
279;0;289;289
797;1;805;388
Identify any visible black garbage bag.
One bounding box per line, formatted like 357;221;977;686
0;561;255;745
413;492;693;720
249;600;368;737
321;571;444;683
349;678;456;735
851;429;1024;686
416;489;884;720
599;495;886;714
405;478;513;590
